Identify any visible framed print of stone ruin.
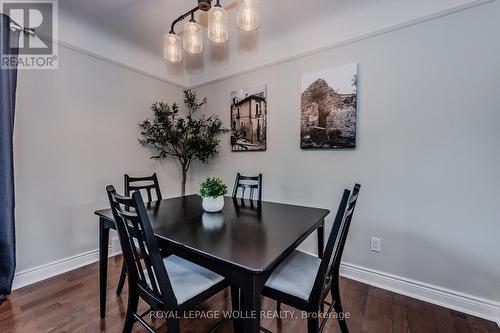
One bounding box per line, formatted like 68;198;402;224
301;64;357;149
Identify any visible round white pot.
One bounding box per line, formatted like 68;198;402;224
202;196;225;213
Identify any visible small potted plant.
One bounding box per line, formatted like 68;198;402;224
199;178;228;213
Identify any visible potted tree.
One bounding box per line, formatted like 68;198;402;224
199;177;228;212
139;90;228;196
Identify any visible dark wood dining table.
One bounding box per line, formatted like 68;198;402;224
94;195;329;333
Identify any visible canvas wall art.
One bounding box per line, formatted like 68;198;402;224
300;64;358;149
231;85;267;152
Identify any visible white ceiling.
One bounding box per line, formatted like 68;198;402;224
57;0;485;87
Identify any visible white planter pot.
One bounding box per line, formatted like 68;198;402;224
202;196;225;213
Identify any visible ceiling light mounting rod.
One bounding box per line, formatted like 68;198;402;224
169;0;213;34
169;7;198;34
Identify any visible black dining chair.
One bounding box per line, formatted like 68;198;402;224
232;173;262;201
106;186;235;333
116;173;163;295
125;173;162;202
262;184;361;333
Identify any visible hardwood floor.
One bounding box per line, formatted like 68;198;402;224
0;255;498;333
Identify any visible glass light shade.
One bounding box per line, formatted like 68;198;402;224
183;21;203;53
208;6;229;43
164;33;182;62
237;0;259;31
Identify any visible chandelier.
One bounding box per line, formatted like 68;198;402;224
164;0;260;62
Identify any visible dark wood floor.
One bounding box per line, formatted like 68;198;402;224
0;255;498;333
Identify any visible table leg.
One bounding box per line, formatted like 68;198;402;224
230;285;242;333
99;217;110;319
241;275;262;333
318;219;324;259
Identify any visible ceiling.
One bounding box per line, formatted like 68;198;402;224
57;0;484;87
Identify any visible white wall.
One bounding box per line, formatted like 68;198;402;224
192;0;500;305
14;44;184;272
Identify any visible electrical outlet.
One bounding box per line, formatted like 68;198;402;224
371;237;381;252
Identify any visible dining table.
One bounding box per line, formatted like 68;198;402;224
94;195;330;333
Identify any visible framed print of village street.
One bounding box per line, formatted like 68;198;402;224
230;85;267;152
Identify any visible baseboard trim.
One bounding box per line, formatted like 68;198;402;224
12;247;120;291
296;249;500;325
13;248;500;327
340;262;500;326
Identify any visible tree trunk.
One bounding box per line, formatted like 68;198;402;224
181;167;187;197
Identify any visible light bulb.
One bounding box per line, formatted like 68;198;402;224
183;21;203;53
208;6;229;43
164;33;182;62
237;0;259;31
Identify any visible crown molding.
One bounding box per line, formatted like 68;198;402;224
189;0;495;89
26;29;189;89
56;39;189;89
15;0;493;90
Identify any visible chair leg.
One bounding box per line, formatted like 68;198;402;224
307;315;319;333
116;261;127;295
122;288;139;333
331;285;349;333
167;318;180;333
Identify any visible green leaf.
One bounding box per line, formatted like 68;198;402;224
199;177;228;198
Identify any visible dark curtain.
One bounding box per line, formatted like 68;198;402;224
0;14;20;304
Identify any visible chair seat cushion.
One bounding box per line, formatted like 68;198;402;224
144;255;224;305
265;250;321;302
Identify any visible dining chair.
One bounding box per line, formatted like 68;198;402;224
106;186;235;333
262;184;361;333
125;173;162;202
116;173;163;295
232;172;262;201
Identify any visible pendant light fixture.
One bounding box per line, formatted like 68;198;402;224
164;33;182;62
164;0;260;63
208;0;228;43
183;13;203;53
237;0;259;31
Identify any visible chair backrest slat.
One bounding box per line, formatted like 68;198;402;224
106;186;176;307
131;218;160;294
310;184;361;305
232;172;262;201
330;184;361;278
125;173;162;203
